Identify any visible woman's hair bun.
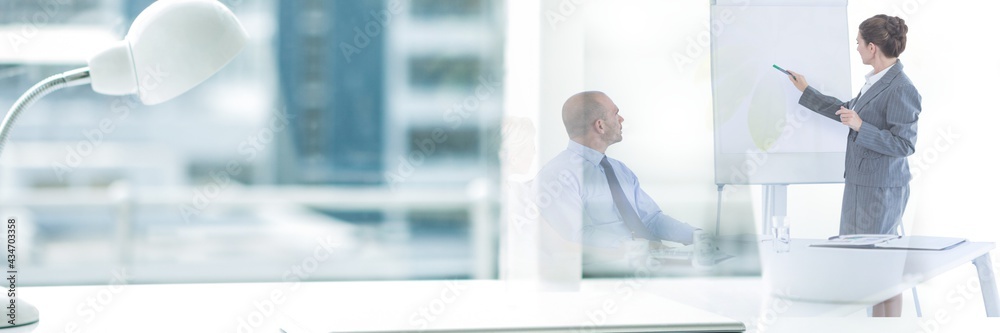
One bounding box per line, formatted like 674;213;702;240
885;16;908;38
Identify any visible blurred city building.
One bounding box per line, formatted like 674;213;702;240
0;0;504;285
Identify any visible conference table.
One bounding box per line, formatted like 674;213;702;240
759;238;998;317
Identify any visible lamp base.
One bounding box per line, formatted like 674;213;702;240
0;298;38;329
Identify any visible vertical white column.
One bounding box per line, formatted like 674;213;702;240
499;0;587;291
498;0;543;287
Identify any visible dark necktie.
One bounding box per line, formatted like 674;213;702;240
599;156;655;240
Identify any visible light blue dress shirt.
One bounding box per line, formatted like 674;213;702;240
535;141;696;249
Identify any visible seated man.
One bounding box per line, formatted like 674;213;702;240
535;91;697;262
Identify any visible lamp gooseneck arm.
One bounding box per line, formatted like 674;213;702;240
0;67;91;159
0;67;88;329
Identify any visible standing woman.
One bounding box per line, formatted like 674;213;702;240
786;14;920;317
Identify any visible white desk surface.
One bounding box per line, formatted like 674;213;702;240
12;240;996;332
758;318;1000;333
281;280;746;332
21;279;744;333
15;276;1000;333
760;239;995;308
21;282;286;333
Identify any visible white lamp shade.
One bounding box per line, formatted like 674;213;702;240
88;0;248;105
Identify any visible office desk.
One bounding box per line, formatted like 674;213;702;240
760;239;998;317
759;318;1000;333
20;280;745;333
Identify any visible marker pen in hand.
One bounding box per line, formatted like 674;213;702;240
773;64;796;81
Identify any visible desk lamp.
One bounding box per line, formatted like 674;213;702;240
0;0;247;328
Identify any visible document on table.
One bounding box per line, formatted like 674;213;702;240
811;235;966;250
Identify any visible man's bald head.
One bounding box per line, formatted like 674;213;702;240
562;91;611;138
